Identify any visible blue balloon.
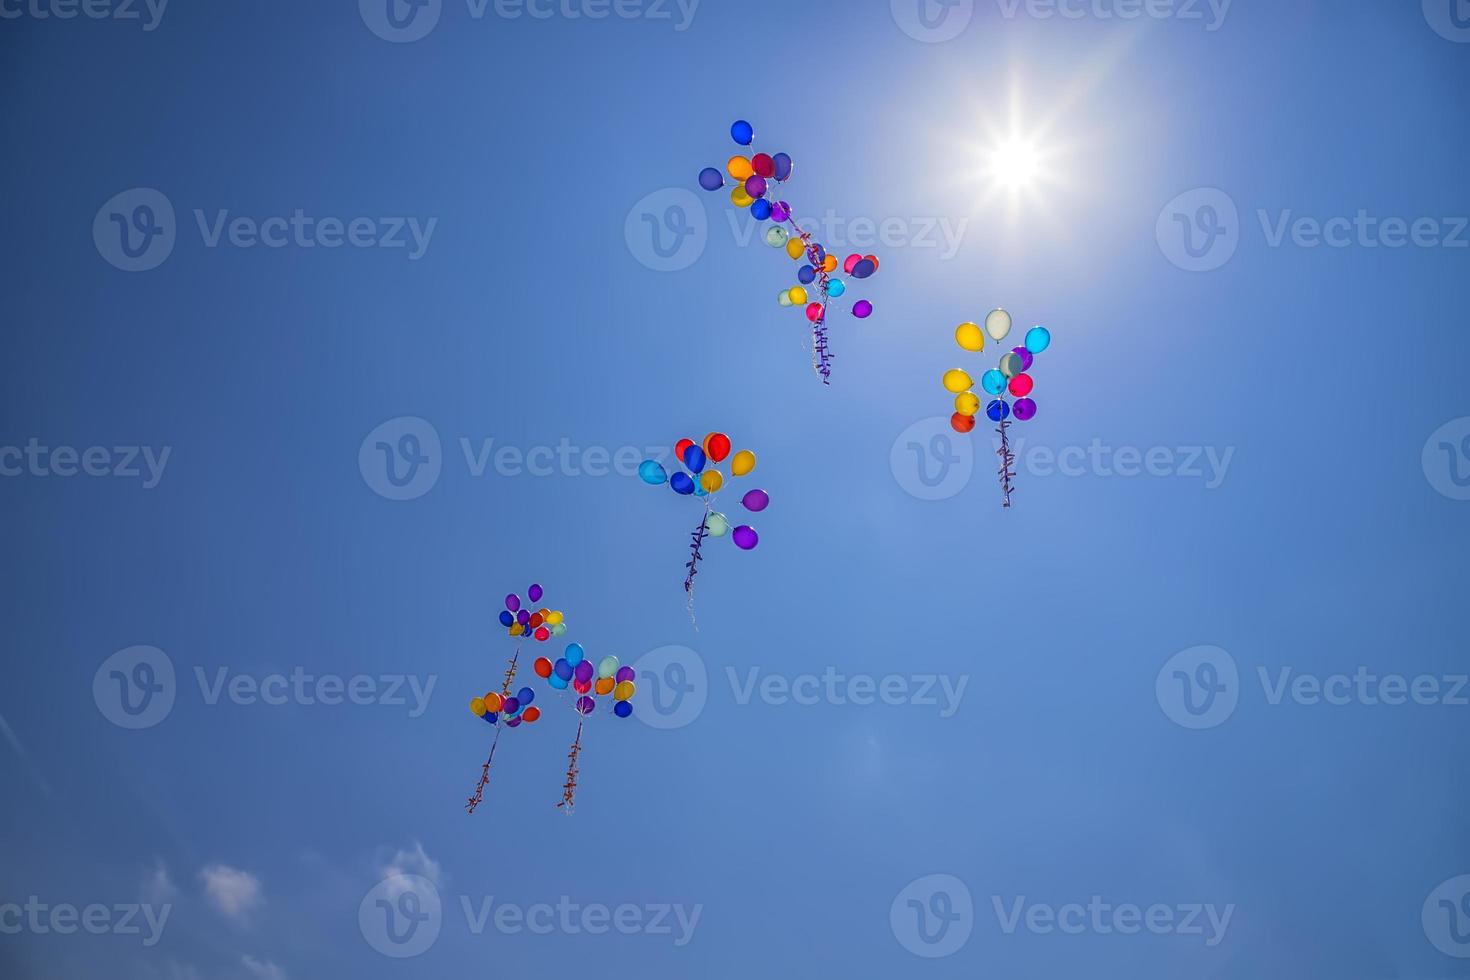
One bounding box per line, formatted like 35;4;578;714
484;712;498;725
827;278;846;297
517;686;534;706
638;459;667;485
549;674;568;690
981;369;1007;395
852;259;875;279
797;265;816;284
698;167;724;192
614;700;633;718
683;444;706;473
554;658;572;680
565;643;585;666
498;610;514;627
1025;326;1052;354
670;471;696;495
772;152;792;181
986;399;1011;422
730;119;754;145
750;198;771;221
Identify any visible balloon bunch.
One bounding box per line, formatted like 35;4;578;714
638;432;768;621
465;583;561;814
532;642;638;812
698;119;880;385
942;312;1054;508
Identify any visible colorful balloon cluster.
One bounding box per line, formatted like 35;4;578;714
496;583;566;642
533;643;638;719
471;685;541;727
942;312;1055;507
698;119;880;385
639;431;768;618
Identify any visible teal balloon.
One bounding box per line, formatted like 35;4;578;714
638;459;667;485
597;655;620;679
549;673;568;690
827;278;846;297
565;643;585;667
1025;326;1052;354
981;369;1007;395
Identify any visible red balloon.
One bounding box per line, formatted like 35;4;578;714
674;438;695;461
751;153;775;178
533;657;553;678
1008;373;1034;397
806;302;824;322
705;432;731;463
528;612;544;628
573;677;592;694
534;626;550;641
522;706;541;723
950;412;976;434
864;254;880;272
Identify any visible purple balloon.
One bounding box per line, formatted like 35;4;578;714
501;696;519;714
505;716;522;728
528;583;543;602
771;201;791;222
576;696;596;715
615;666;636;683
505;593;520;612
852;300;873;319
554;658;573;681
1010;347;1034;372
744;175;767;199
732;525;759;550
697;167;724;191
772;153;793;181
1013;398;1037;421
516;608;530;625
574;660;594;683
741;488;770;513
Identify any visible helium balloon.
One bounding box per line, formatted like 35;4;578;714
534;657;553;678
750;198;772;221
732;525;759;550
534;626;549;641
675;438;695;459
727;154;753;179
789;284;809;304
986;399;1011;422
999;352;1023;378
522;706;540;723
797;265;815;284
683;444;706;473
1010;346;1034;372
505;593;520;612
828;279;846;298
499;610;514;627
574;660;594;684
613;680;636;701
484;712;498;724
595;676;615;695
951;412;976;434
765;226;788;247
1008;373;1034;397
955;391;980;416
597;656;619;679
705;432;731;462
614;701;633;718
844;253;861;274
730;184;753;208
698;167;724;191
576;695;596;715
806;302;823;322
616;666;635;683
786;237;804;259
551;623;566;637
771;201;791;222
741;488;770;512
955;322;985;352
778;290;792;307
549;673;568;690
516;608;530;625
745;175;767;199
730;119;754;145
751;153;775;178
984;308;1013;342
1024;326;1051;354
670;472;695;494
528;584;543;602
501;696;519;714
772;152;792;180
471;696;486;716
706;511;730;537
517;686;534;706
1013;397;1037;421
700;470;723;493
852;259;876;278
546;610;564;625
554;658;572;680
981;369;1006;395
731;450;756;476
853;300;873;318
485;692;503;712
943;369;973;393
565;643;585;666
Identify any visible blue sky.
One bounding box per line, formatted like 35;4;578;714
2;1;1469;978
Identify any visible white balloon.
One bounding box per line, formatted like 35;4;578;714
705;512;730;537
984;308;1012;342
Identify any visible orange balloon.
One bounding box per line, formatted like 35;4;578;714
595;676;615;696
484;692;503;712
865;254;880;271
522;706;541;723
822;254;838;273
727;155;754;180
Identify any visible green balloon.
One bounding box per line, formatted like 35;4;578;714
765;225;789;248
551;623;567;636
597;655;620;679
706;512;730;537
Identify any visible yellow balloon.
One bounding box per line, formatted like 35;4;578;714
731;449;756;476
484;692;503;713
471;697;486;716
943;369;974;393
595;676;615;696
955;392;980;416
822;254;838;273
700;470;723;493
509;622;524;636
788;285;808;305
730;185;753;208
613;680;636;701
786;237;805;259
546;610;564;626
955;322;985;352
727;155;754;180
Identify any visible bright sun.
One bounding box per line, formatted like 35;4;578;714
986;138;1042;191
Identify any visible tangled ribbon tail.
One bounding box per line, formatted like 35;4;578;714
683;510;710;628
556;719;584;814
996;418;1017;508
784;217;835;385
500;644;521;697
465;724;503;814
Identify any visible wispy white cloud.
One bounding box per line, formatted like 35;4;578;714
199;864;263;926
378;841;443;885
240;955;287;980
141;858;178;905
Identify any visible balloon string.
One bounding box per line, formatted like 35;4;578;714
556;719;584;813
500;643;521;697
996;418;1017;508
683;507;709;628
464;723;503;814
783;216;834;385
